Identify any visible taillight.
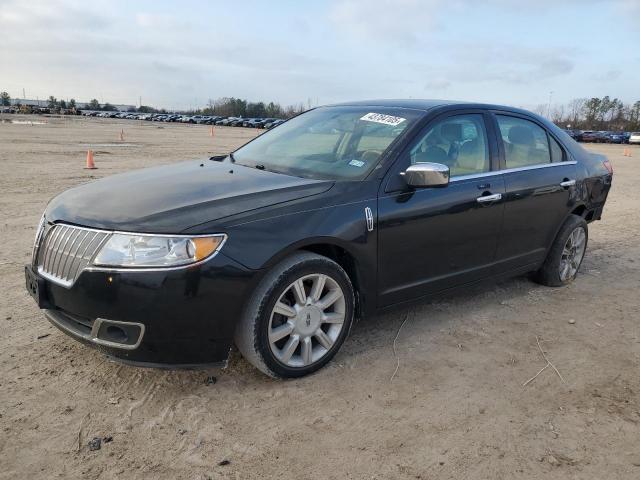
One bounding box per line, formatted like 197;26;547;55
603;159;613;174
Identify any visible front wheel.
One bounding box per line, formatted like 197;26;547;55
235;252;355;378
534;214;588;287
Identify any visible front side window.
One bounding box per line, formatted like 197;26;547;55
409;114;490;177
232;106;423;180
496;115;552;168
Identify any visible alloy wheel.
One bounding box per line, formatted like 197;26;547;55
268;273;346;368
559;226;586;281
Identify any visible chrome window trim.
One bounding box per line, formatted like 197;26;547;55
450;160;577;183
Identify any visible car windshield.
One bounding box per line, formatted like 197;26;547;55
232;106;423;180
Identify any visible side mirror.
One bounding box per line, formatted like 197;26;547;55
401;162;450;188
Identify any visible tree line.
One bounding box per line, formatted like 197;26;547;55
195;97;307;119
5;90;637;129
536;96;640;132
1;91;308;119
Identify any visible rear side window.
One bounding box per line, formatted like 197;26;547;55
550;136;564;162
496;115;551;168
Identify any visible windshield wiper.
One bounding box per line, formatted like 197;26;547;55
255;164;265;170
228;152;236;163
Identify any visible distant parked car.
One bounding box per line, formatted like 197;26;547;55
229;118;246;127
216;117;239;126
254;118;278;128
607;132;625;144
265;119;285;129
564;129;583;142
581;131;598;143
243;118;265;128
629;132;640;145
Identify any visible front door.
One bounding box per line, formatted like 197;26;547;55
377;112;505;306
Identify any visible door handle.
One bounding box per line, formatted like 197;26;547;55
476;193;502;203
560;179;576;187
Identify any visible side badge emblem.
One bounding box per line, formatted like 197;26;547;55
365;207;374;232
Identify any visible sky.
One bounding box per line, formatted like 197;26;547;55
0;0;638;111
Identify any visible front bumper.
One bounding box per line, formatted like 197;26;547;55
27;252;260;367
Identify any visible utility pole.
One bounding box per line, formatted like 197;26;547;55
22;88;25;100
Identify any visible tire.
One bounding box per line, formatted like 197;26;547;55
533;214;588;287
235;252;355;378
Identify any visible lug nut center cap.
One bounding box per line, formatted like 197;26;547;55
295;306;322;335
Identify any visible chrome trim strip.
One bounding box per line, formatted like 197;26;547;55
38;269;74;287
91;318;146;350
31;215;46;267
450;161;577;182
44;310;145;351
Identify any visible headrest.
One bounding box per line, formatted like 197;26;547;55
508;125;534;146
441;123;462;142
416;146;448;164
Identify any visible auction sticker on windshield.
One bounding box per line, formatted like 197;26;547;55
360;112;406;126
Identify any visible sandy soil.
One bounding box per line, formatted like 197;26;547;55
1;115;639;479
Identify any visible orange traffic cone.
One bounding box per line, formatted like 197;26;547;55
623;148;632;157
84;150;97;169
209;126;215;137
119;129;125;141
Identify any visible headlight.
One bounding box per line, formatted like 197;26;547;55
92;233;226;268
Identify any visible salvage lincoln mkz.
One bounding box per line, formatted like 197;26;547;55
25;100;613;378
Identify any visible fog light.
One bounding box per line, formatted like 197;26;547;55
105;325;128;343
91;319;145;350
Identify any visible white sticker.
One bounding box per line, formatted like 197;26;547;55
349;159;365;167
360;112;406;126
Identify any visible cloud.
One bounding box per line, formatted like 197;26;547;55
425;78;451;90
329;0;445;44
0;0;636;109
591;70;622;82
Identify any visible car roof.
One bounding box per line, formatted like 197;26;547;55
327;99;537;116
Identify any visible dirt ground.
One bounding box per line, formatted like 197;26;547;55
1;115;638;479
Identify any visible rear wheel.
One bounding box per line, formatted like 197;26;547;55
235;252;354;378
534;214;588;287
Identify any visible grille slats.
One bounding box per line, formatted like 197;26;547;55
34;224;109;287
63;230;89;280
52;227;73;276
43;226;62;272
59;229;83;281
70;231;99;281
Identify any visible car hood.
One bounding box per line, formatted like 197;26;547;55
45;160;333;232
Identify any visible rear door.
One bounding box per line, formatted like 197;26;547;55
491;112;577;271
377;111;505;306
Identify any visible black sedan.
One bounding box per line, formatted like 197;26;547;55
25;100;613;378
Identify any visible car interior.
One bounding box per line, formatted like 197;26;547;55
411;115;489;176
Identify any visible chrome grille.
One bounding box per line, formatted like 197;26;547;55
35;224;110;287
